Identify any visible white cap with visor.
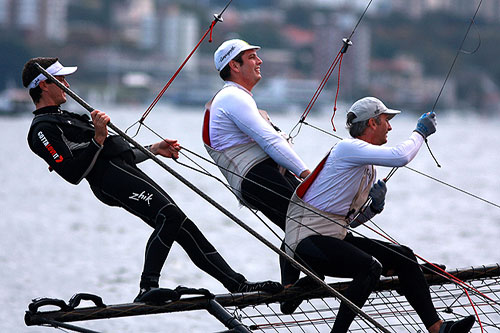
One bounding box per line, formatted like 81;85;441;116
348;97;401;123
214;39;260;71
28;61;77;89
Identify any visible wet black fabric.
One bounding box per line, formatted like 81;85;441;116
89;156;246;291
294;233;440;332
241;158;301;285
28;107;103;184
241;158;300;231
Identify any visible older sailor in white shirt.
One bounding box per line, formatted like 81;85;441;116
282;97;475;333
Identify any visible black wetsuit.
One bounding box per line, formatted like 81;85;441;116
27;106;246;291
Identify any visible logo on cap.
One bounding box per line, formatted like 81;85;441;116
219;45;236;63
32;78;42;87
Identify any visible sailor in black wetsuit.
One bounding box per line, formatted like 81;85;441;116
22;57;283;302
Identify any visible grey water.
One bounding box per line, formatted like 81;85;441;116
1;105;499;332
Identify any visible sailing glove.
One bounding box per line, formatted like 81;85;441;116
414;112;437;139
369;179;387;214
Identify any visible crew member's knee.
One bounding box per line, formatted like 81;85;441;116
367;257;382;288
156;204;186;229
397;245;419;269
398;244;415;258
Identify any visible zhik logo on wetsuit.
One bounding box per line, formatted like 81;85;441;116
129;191;153;206
37;131;63;163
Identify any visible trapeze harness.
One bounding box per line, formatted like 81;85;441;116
202;84;302;209
284;151;374;256
203;104;271;208
203;83;309;231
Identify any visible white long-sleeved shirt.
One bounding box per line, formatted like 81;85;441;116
209;81;308;176
303;132;424;215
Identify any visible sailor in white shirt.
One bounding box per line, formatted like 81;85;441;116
282;97;475;333
203;39;310;230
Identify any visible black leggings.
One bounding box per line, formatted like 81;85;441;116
295;234;440;332
89;157;245;291
241;158;300;231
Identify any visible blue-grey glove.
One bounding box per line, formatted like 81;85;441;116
369;180;387;213
414;112;437;139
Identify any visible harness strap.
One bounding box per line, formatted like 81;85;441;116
202;106;212;147
296;153;329;199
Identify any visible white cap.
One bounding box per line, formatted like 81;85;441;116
348;97;401;123
214;39;260;71
28;61;78;89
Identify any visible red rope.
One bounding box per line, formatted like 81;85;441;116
414;255;485;332
465;288;485;332
140;20;219;123
209;20;216;43
368;222;494;303
330;53;345;132
361;222;488;331
299;45;348;135
300;50;342;122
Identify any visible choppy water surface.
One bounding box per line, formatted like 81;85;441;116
1;106;499;332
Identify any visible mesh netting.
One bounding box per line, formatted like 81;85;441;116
229;266;500;332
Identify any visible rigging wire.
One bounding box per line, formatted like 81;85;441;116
361;225;489;332
347;0;374;41
120;0;495;326
297;120;500;211
125;0;233;136
139;124;394;332
293;0;483;169
180;142;499;310
430;0;483;114
289;0;374;138
35;36;497;333
291;11;498;321
35;63;389;332
107;0;493;328
289;39;351;139
384;0;484;173
347;1;490;268
137;124;385;330
135;114;499;309
418;0;484;169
